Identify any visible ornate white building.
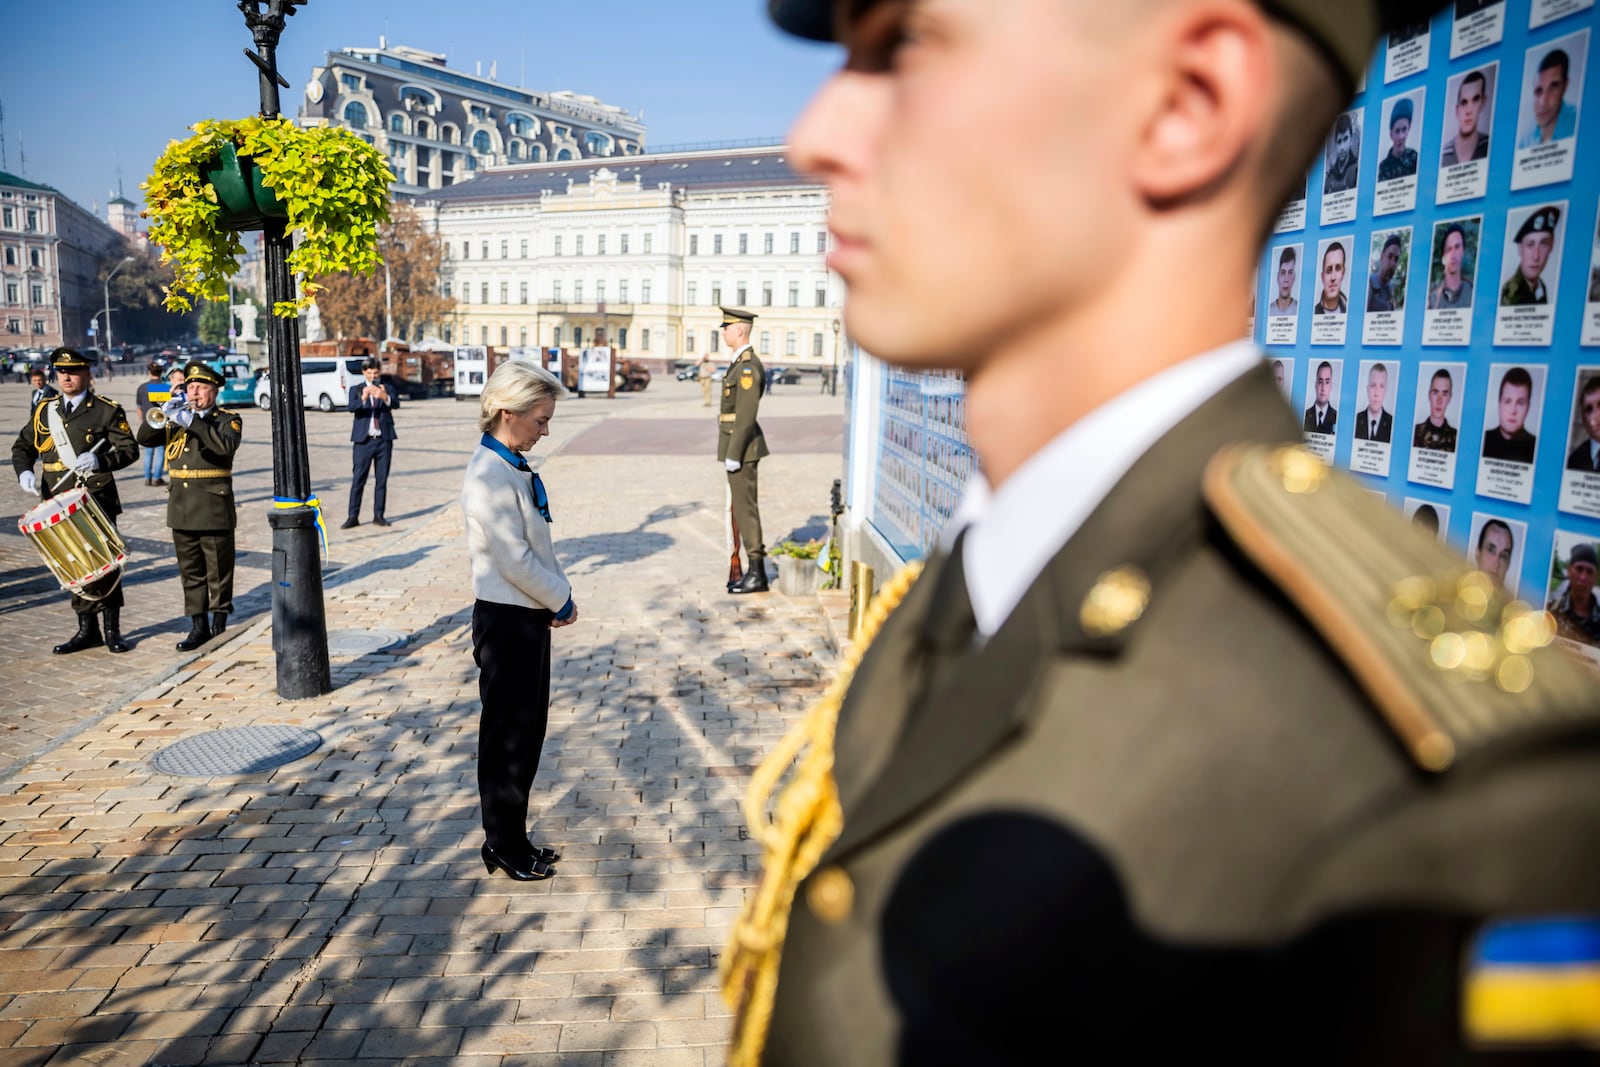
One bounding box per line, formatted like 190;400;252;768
414;145;845;371
0;171;129;349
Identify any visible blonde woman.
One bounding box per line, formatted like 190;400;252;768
461;360;577;881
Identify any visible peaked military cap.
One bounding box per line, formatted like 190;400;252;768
50;346;92;370
182;360;224;387
768;0;1447;88
720;306;757;326
1514;206;1561;243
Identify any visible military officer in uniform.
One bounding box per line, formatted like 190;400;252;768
723;0;1600;1063
11;347;139;653
136;361;243;651
1500;206;1559;306
717;307;770;594
1413;366;1459;452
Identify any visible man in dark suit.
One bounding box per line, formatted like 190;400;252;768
724;1;1600;1064
11;348;138;654
1302;359;1337;434
344;355;399;529
1565;374;1600;473
26;367;57;408
1354;362;1393;443
1482;365;1538;465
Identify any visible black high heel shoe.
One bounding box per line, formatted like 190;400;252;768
481;843;555;881
527;839;562;865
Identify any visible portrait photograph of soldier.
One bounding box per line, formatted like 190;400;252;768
1414;365;1462;454
1304;358;1340;436
1441;65;1495;165
1498;203;1564;307
1468;512;1525;597
1376;93;1422;182
1270;357;1294;400
1511;29;1588;189
1482;364;1544;465
1268;245;1301;316
1564;370;1600;473
1404;498;1451;542
1365;231;1410;313
1546;532;1600;658
1355;362;1395;443
1322;109;1362;194
1313;238;1349;315
1427;218;1480;310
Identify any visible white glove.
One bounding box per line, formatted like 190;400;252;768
162;396;187;415
18;471;37;494
170;407;196;428
72;452;100;474
724;459;741;472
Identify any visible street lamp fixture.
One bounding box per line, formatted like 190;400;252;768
103;255;134;358
830;317;841;396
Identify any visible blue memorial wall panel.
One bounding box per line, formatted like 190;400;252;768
1254;0;1600;668
869;367;972;562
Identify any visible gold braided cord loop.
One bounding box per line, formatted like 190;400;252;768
721;562;924;1067
164;428;189;463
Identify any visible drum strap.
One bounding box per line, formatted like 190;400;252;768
45;402;78;472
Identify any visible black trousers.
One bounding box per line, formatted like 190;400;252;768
173;529;235;616
349;436;393;520
472;599;555;863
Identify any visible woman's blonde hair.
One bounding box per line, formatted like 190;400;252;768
478;359;569;433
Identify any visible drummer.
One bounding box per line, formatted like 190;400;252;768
11;347;139;654
135;361;243;651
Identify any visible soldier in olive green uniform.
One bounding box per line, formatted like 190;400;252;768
717;307;771;594
1499;206;1559;306
723;1;1600;1063
11;347;139;654
136;361;243;651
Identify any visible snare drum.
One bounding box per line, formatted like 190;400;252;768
18;487;127;595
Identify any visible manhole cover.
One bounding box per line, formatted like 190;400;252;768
326;628;407;657
151;725;322;777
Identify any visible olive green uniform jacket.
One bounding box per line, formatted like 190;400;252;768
765;367;1600;1064
135;408;243;531
11;392;138;516
717;349;770;464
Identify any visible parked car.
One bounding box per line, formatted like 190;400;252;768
255;357;368;412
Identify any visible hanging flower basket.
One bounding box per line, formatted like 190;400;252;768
142;116;394;317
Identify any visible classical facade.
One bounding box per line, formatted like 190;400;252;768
414;145;844;372
0;171;128;349
298;40;646;197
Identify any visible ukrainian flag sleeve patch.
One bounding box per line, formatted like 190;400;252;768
1465;917;1600;1050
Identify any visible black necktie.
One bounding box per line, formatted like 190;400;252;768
919;530;975;654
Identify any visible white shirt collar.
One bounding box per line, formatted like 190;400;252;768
732;343;753;359
944;341;1264;637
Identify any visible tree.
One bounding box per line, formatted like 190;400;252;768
101;247;195;344
314;203;456;341
198;300;230;345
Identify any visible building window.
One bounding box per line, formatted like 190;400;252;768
520;239;528;258
574;281;583;302
765;233;775;254
519;282;528;304
618;327;627;349
460;284;468;304
500;282;508;303
2;247;13;266
470;105;488;121
713;234;723;255
554;235;563;255
596;280;606;303
643;234;653;254
473;130;493;154
481;283;489;303
573;326;583;346
553;281;562;301
816;285;827;307
786;331;798;356
788;283;799;307
813;332;824;357
5;318;18;333
481;325;489;344
620;280;631;303
1;207;11;228
575;236;584;255
29;248;42;268
343;102;369;128
686;330;695;352
341;73;362;91
462;240;470;259
25;209;38;232
597;235;606;255
443;325;453;342
639;327;650;350
791;232;801;254
738;234;748;254
481;241;489;259
4;283;14;303
553;326;562;345
760;330;771;352
520;327;528;346
389;114;405;133
711;285;722;306
687;282;698;305
33;319;45;334
641;280;652;303
737;285;747;305
817;232;827;253
710;330;720;353
620;234;630;254
500;325;508;345
500;240;508;258
30;284;42;304
442;281;452;299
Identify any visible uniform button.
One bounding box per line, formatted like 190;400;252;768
1080;566;1151;638
806;865;853;924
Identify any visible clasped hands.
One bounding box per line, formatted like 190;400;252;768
551;603;580;628
163;396;195;428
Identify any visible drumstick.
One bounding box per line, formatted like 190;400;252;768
47;439;107;496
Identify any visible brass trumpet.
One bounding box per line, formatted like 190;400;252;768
146;401;196;429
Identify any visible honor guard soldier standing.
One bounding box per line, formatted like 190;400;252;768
136;361;243;651
12;347;139;653
717;307;770;593
724;0;1600;1063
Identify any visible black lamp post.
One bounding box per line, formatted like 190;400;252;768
240;0;332;699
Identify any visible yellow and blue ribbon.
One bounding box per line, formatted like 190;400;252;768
1465;917;1600;1048
273;495;329;559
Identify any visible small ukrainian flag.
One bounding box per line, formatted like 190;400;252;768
1465;917;1600;1049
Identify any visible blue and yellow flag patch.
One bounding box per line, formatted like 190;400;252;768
1465;918;1600;1049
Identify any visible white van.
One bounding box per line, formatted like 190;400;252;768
254;357;367;412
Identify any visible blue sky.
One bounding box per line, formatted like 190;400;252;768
1;0;841;216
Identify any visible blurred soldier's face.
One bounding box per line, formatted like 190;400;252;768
1441;230;1465;277
1315;366;1332;405
1321;247;1346;302
1277;259;1296;299
1389;116;1410;155
1583;387;1600;443
1366;368;1387;414
787;0;1134;368
1517;231;1552;283
1498;382;1530;436
1533;65;1568;129
1570;558;1597;601
1333;127;1353;166
1477;526;1513;582
1378;243;1400;284
1429;375;1452;421
1272;362;1284;389
1457;77;1485;137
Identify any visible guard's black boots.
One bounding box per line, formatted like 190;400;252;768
176;614;212;652
210;612;228;639
53;614;104;655
731;560;769;594
102;608;131;654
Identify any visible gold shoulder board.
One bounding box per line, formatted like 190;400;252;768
1203;444;1596;773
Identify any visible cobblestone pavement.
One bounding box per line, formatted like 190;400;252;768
0;371;847;1064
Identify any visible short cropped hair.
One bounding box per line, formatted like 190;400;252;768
1499;366;1533;399
1478;518;1513;552
1460;69;1488;102
1382;234;1404;255
1278;247;1297;268
1539;49;1570;81
478;359;569;434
